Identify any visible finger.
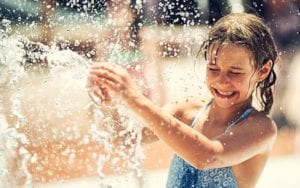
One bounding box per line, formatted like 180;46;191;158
99;78;133;99
87;70;113;105
91;64;115;74
93;86;106;100
87;75;99;88
91;62;133;83
88;85;112;105
91;63;127;77
90;69;119;84
88;72;118;94
92;62;121;69
99;84;111;102
88;89;103;106
97;77;116;90
91;63;117;74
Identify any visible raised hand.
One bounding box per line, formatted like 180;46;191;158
88;62;141;105
87;77;112;106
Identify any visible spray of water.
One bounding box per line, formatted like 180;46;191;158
0;17;145;187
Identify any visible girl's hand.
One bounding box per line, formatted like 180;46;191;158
87;71;112;105
89;62;141;104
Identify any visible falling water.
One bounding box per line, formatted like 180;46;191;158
0;17;145;187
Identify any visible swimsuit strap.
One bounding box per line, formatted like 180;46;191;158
190;100;254;132
224;107;254;133
190;100;212;128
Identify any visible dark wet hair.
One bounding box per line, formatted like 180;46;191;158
199;13;278;114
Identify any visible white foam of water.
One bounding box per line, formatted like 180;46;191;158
1;19;145;187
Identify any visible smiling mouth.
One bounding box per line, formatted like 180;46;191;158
214;89;236;99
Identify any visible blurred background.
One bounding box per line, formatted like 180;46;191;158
0;0;299;187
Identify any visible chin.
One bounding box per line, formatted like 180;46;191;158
214;100;236;109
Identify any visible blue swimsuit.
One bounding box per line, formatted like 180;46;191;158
166;102;254;188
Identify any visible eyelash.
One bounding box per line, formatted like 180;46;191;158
207;68;243;75
230;72;242;75
208;68;219;72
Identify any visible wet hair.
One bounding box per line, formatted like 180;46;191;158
199;13;278;114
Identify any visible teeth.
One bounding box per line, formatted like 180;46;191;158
217;90;234;96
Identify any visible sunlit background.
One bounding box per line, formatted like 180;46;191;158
0;0;299;187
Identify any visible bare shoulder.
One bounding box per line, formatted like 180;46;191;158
163;96;208;123
212;111;278;167
241;111;278;151
247;111;277;135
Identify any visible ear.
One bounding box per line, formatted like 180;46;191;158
257;60;273;82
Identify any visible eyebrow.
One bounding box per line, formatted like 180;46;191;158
207;63;244;70
230;66;243;70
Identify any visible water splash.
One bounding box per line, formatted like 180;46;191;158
89;97;144;187
0;18;145;187
0;18;33;188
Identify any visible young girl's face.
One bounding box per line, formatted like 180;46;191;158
206;43;259;108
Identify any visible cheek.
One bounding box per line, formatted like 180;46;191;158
233;79;244;86
233;77;257;93
230;77;247;89
205;72;217;82
205;75;214;87
231;74;249;84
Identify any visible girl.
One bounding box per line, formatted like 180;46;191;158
88;13;278;188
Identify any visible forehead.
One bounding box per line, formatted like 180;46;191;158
208;43;254;68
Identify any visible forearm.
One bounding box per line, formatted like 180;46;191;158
126;93;221;168
88;63;221;167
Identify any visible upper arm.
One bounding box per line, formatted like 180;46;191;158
206;116;277;168
142;102;182;144
141;98;203;144
141;101;180;144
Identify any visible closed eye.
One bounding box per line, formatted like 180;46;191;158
230;71;244;75
207;67;220;72
230;71;242;75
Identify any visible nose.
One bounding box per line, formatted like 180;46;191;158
217;72;231;86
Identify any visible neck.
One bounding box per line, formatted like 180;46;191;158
208;99;253;126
